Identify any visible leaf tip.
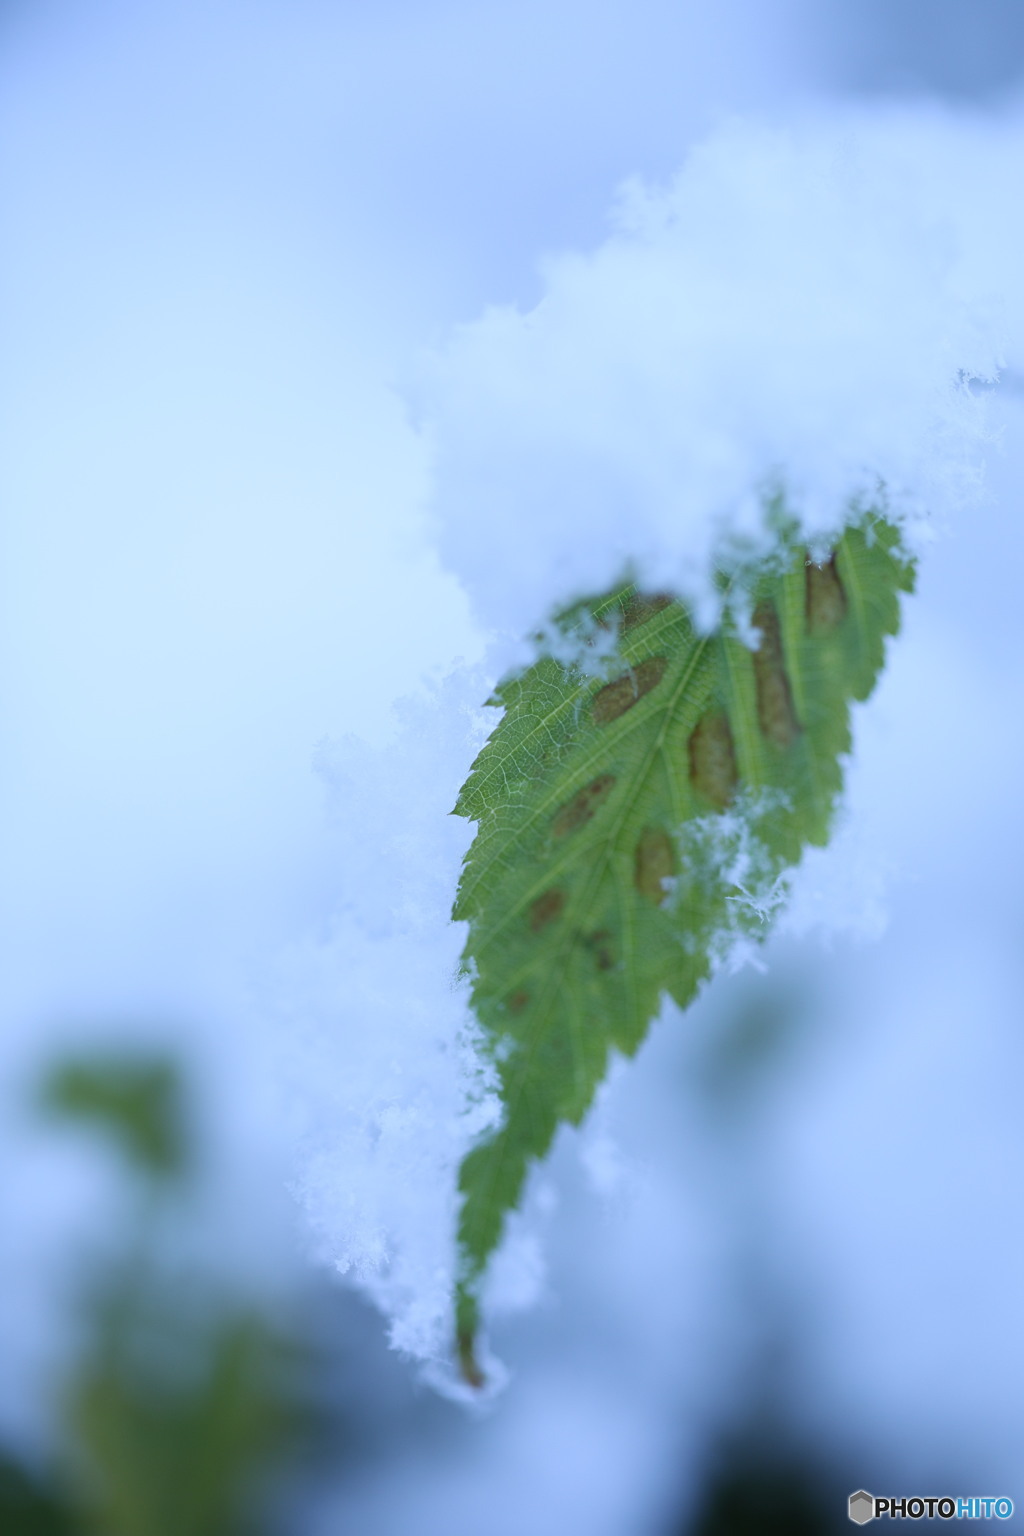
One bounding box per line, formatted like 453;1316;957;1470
456;1325;486;1390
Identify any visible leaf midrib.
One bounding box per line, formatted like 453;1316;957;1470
457;603;689;816
470;630;717;1200
467;630;714;954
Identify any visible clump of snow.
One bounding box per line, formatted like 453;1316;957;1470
263;673;501;1367
422;109;1024;647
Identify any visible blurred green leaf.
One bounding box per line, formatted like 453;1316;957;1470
40;1057;186;1181
34;1049;305;1536
0;1453;78;1536
68;1290;295;1536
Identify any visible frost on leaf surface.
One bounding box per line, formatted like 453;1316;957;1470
451;516;913;1378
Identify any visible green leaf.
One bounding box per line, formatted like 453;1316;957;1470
451;515;913;1379
40;1056;187;1182
69;1293;295;1536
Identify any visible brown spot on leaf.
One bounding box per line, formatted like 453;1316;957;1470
621;592;674;632
584;928;615;971
592;656;668;724
507;990;530;1014
689;710;738;809
529;888;566;933
805;552;847;633
635;827;675;905
552;774;616;837
752;601;800;750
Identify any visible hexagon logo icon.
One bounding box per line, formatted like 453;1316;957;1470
848;1490;874;1524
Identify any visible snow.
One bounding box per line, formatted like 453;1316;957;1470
263;678;500;1368
423;109;1024;650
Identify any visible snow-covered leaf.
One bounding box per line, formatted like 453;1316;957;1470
452;515;913;1379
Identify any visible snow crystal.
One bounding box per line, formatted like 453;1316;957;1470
421;109;1024;649
263;673;501;1365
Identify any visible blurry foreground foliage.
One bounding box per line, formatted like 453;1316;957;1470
1;1054;304;1536
2;985;866;1534
43;1059;187;1181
